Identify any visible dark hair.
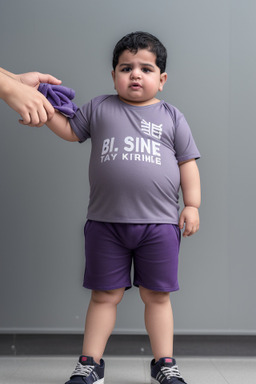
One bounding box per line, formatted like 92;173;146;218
112;31;167;73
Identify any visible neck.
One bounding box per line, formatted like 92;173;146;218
118;96;160;106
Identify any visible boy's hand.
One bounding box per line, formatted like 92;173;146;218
179;206;200;237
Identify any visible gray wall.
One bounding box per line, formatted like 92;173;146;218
0;0;256;335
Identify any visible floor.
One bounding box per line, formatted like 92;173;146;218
1;355;256;384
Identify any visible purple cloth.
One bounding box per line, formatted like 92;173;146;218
38;83;78;117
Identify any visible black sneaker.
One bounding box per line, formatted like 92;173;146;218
151;357;187;384
65;355;104;384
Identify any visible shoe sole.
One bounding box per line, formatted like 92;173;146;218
66;378;104;384
151;378;160;384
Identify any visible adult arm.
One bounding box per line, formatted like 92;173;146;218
179;159;201;237
0;67;17;79
0;67;62;87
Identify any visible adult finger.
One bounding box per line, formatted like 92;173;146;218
28;108;41;126
37;104;49;125
43;98;55;120
18;110;31;125
38;73;62;85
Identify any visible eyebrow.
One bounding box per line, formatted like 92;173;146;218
119;63;155;68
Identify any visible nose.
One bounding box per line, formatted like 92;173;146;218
130;68;141;80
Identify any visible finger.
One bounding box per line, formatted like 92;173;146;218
38;73;62;85
19;111;31;125
179;215;185;230
182;229;189;237
37;105;49;125
183;222;193;237
43;101;55;120
40;95;55;119
19;119;44;128
28;109;41;126
31;103;54;126
186;224;199;237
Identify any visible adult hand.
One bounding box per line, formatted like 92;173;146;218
18;71;61;89
2;72;61;126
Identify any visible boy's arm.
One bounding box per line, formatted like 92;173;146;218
0;68;61;125
18;107;80;142
44;111;80;142
179;159;201;237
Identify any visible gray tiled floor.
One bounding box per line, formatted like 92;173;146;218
0;356;255;384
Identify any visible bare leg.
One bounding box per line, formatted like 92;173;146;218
140;286;174;361
82;288;125;364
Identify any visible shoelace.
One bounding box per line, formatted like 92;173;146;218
161;365;183;379
71;362;94;377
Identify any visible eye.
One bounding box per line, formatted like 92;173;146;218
142;67;152;73
121;67;132;72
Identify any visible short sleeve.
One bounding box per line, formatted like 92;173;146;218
174;112;200;163
69;101;92;143
69;95;113;143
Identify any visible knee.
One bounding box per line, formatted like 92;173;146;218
91;288;125;306
139;286;170;305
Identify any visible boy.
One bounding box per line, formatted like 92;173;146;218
0;32;201;384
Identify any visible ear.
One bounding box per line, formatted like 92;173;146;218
111;70;117;90
159;72;167;92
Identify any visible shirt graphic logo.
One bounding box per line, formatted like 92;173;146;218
141;119;163;140
100;136;161;166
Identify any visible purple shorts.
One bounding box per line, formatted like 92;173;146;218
83;220;181;292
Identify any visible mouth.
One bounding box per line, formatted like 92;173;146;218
130;83;142;89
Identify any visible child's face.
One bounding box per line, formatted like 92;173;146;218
112;49;167;106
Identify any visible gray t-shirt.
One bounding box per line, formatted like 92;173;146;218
69;95;200;224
